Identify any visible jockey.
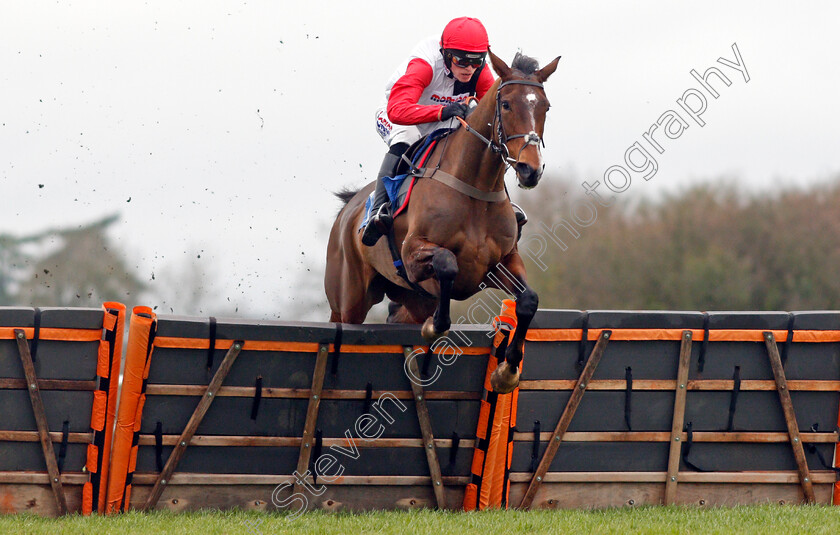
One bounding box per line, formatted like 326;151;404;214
362;16;528;246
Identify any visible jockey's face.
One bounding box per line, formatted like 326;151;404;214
451;63;478;83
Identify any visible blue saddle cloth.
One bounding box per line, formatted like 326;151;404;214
359;176;409;231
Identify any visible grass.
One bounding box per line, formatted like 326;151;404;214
2;505;840;535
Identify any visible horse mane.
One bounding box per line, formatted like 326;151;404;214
334;187;359;206
511;51;540;76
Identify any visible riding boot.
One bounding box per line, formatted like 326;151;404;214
511;202;528;242
361;150;402;246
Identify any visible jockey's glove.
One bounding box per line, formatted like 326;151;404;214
439;102;469;121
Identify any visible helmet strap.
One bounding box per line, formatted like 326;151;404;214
441;48;454;74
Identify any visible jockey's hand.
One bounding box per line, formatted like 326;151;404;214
439;102;469;121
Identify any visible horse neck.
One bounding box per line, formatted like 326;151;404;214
438;79;506;192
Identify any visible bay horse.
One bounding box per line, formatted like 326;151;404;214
325;50;560;393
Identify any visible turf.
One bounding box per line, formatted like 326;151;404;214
2;506;840;535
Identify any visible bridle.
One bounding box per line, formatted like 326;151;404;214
423;76;549;201
457;79;547;166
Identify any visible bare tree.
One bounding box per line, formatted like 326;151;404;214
14;215;147;307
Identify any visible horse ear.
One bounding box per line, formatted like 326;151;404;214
536;56;561;82
488;48;512;80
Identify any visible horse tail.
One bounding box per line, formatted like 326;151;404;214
334;187;360;205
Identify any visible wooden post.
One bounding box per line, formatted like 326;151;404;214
763;331;816;503
519;330;611;509
404;346;446;509
664;330;693;505
141;340;244;511
15;329;68;515
294;344;330;495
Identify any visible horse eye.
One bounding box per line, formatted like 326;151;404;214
501;101;510;110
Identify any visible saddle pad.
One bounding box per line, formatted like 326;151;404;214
359;175;409;231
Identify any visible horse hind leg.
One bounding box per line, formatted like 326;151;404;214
383;282;439;325
386;301;404;323
388;302;420;324
385;296;436;324
326;266;384;324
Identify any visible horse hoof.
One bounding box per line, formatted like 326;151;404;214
421;318;449;342
421;318;436;340
490;361;520;394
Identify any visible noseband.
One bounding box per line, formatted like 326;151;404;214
457;79;547;166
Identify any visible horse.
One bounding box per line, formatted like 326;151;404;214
325;50;560;393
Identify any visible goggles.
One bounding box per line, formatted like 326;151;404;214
448;50;486;68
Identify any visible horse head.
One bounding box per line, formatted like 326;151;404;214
488;49;560;189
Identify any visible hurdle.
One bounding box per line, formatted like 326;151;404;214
0;304;126;515
104;311;494;512
514;310;840;508
2;304;839;515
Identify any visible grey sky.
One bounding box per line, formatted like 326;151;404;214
2;1;839;318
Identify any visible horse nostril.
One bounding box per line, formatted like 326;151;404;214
515;162;533;177
515;162;541;188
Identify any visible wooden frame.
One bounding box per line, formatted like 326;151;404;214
294;343;330;495
144;384;481;400
664;330;693;504
100;476;840;512
14;328;68;515
140;340;244;511
519;380;840;391
509;431;837;444
763;331;816;503
519;330;612;509
404;346;446;508
513;328;830;508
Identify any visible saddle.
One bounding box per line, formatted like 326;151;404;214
359;128;454;231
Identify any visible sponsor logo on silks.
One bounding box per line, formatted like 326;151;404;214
377;113;392;131
430;94;470;104
376;113;392;139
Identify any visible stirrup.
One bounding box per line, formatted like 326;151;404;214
511;202;528;227
361;205;392;246
511;202;527;243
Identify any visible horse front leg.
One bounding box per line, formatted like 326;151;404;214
424;248;458;340
486;252;538;394
403;240;458;342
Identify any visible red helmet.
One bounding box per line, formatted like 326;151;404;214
440;17;489;53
